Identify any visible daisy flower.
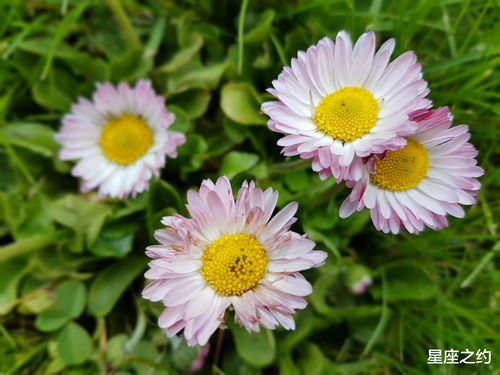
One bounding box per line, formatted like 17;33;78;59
142;177;327;346
339;107;484;234
261;30;431;182
55;80;185;199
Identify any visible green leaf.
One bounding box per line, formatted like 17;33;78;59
149;179;183;212
107;334;128;368
18;276;52;314
220;151;259;178
17;194;54;239
170;89;211;119
89;221;136;258
110;49;153;82
177;134;209;178
57;322;93;365
35;280;86;332
88;255;145;317
284;169;310;193
130;341;169;375
160;33;204;73
169;105;192;133
297;343;329;375
35;309;70;333
230;321;276;368
32;70;74;111
244;10;275;44
220;83;266;125
168;61;228;93
0;257;29;315
51;195;111;253
19;37;109;81
1;123;59;158
172;340;199;372
379;260;438;301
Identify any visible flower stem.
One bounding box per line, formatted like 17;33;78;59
237;0;250;74
213;328;225;368
0;229;70;263
104;0;142;50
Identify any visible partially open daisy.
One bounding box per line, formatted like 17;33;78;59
55;80;185;198
261;31;431;182
339;107;484;234
142;177;327;346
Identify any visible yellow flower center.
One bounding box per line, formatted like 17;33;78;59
371;139;429;191
99;114;153;165
314;87;379;143
201;234;268;296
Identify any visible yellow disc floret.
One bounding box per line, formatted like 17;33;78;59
371;139;429;191
201;234;268;296
100;114;153;165
314;87;379;143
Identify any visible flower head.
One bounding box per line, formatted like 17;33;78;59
55;80;185;198
142;177;327;346
339;107;484;234
262;30;431;182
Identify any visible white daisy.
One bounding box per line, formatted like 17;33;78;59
55;80;185;198
262;30;431;182
340;107;484;234
142;177;327;346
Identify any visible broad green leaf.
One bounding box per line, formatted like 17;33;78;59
51;195;111;253
378;260;438;301
172;340;199;372
131;341;169;375
278;354;300;375
220;83;266;125
57;322;93;365
284;169;310;193
88;255;145;317
19;37;80;58
0;257;29;315
18;276;52;314
89;221;136;258
168;62;228;93
244;10;275;44
230;321;276;368
220;151;259;178
297;343;330;375
19;37;109;81
1;123;59;158
148;179;183;212
160;33;204;73
169;105;192;133
35;280;86;332
177;134;209;178
107;334;128;368
16;194;54;239
31;67;79;111
110;49;153;82
170;89;211;119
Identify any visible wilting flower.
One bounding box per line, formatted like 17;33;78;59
262;30;431;182
191;344;210;372
352;276;373;296
142;177;327;346
55;80;185;198
339;107;483;234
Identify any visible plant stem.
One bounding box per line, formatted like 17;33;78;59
0;229;70;262
237;0;250;74
213;328;225;368
105;0;142;49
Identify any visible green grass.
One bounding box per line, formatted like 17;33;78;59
0;0;499;374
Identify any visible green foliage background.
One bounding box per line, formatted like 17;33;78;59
0;0;498;374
